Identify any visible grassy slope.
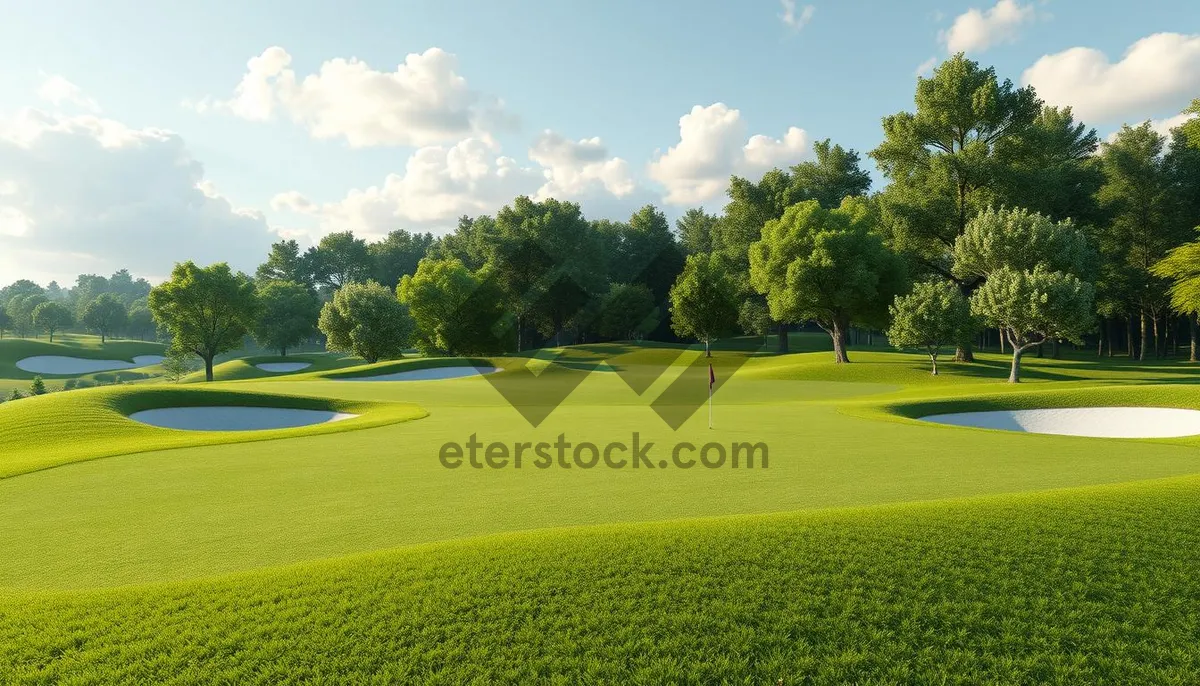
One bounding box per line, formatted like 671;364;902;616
0;335;167;394
0;385;426;477
6;350;1200;589
180;352;365;383
4;341;1200;682
3;475;1199;684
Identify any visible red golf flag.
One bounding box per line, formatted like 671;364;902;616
708;362;715;390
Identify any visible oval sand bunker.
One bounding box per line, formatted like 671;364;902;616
339;366;498;382
255;362;312;373
129;407;357;431
16;355;165;375
920;406;1200;438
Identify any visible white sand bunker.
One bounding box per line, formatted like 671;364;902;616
339;366;498;382
920;406;1200;438
255;362;312;373
16;355;165;375
129;406;357;431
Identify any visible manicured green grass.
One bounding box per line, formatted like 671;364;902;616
3;474;1199;684
181;352;365;383
0;384;425;477
0;335;167;394
4;339;1200;682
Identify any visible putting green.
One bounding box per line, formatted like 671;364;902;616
4;340;1200;682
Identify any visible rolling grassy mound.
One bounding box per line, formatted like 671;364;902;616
0;384;426;477
4;340;1200;682
0;335;167;393
181;352;365;383
3;474;1198;684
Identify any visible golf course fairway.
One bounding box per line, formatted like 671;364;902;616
3;339;1200;683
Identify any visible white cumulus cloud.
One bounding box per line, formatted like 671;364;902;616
941;0;1037;54
529;130;636;200
36;73;101;113
780;1;815;31
647;103;810;205
192;46;509;148
0;108;276;283
271;130;654;240
1023;32;1200;124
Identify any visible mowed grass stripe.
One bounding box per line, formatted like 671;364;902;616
3;474;1199;684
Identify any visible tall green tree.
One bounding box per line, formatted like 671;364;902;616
0;279;44;304
32;301;73;342
597;205;685;303
675;208;718;254
1152;236;1200;361
7;294;47;337
994;106;1103;225
669;253;739;357
0;309;10;339
256;239;313;288
953;207;1095;381
887;279;974;375
789;138;873;210
429;215;497;271
398;258;511;356
80;294;129;344
307;231;372;291
127;305;155;341
972;266;1094;382
490;196;604;348
317;281;413;364
1097;123;1184;359
871;54;1041;360
749;198;906;363
370;230;435;290
598;283;658;341
148;262;259;382
253;281;320;356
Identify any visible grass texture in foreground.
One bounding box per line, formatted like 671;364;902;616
3;474;1199;684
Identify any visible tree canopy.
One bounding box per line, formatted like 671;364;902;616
148;262;259;381
749;198;906;362
80;294;129;344
318;281;413;364
253;281;320;357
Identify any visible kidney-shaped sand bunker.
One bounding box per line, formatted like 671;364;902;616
17;355;165;375
129;406;358;432
920;406;1200;438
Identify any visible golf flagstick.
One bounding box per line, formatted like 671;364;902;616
708;361;715;429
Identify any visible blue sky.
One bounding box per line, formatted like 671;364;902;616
0;0;1197;284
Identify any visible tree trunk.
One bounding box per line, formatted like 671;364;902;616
1097;322;1104;357
705;338;711;358
928;350;938;376
1009;347;1023;383
1139;311;1149;361
954;343;975;362
1153;314;1162;358
999;328;1004;354
1127;316;1135;358
777;322;789;353
1192;314;1198;363
281;346;287;357
204;355;215;382
1051;339;1060;359
101;333;106;344
831;318;850;364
